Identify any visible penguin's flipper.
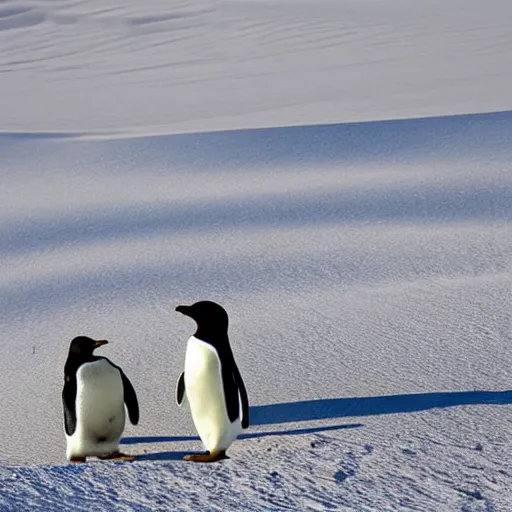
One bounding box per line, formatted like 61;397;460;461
221;361;240;423
176;372;186;406
120;371;139;425
62;377;77;436
233;365;249;429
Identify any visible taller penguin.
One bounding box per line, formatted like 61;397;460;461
175;301;249;462
62;336;139;463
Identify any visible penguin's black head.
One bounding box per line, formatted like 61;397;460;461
176;300;229;339
68;336;108;357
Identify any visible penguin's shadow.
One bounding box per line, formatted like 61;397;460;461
135;450;192;462
124;424;363;461
248;389;512;426
124;389;512;461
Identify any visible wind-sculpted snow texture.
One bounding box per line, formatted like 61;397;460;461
1;0;512;511
1;0;512;133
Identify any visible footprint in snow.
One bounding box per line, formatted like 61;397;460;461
334;468;356;483
363;444;373;455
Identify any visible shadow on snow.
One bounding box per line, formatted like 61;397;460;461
122;389;511;460
123;423;362;446
3;110;512;258
249;389;512;425
130;424;362;461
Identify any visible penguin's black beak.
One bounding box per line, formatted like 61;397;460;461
93;339;108;348
175;305;191;316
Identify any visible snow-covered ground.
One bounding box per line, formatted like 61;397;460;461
1;0;512;510
2;0;512;134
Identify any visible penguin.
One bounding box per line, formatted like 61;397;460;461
175;301;249;462
62;336;139;463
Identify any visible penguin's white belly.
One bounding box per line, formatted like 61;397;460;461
184;336;241;453
66;359;125;459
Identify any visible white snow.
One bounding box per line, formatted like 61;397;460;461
2;0;512;134
1;0;512;510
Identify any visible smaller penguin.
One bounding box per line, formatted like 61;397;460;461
62;336;139;463
176;300;249;462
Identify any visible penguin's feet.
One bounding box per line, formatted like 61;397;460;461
98;451;135;462
69;456;86;463
184;451;228;463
